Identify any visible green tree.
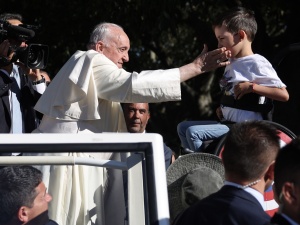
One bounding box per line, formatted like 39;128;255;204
2;0;299;151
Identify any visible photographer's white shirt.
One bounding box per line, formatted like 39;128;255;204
1;64;46;134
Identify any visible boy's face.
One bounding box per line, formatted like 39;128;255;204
214;24;242;58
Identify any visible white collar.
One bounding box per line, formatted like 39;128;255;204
224;181;265;210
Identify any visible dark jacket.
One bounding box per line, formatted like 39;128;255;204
163;143;172;170
173;185;270;225
46;220;59;225
0;67;42;133
265;213;294;225
26;211;59;225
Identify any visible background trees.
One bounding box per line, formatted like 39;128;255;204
2;0;299;152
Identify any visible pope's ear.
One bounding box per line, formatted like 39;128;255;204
95;41;105;52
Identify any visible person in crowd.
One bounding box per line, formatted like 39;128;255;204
122;102;173;170
0;166;57;225
167;153;225;223
0;13;46;135
173;120;280;225
177;7;289;153
26;22;230;225
268;136;300;225
122;102;172;224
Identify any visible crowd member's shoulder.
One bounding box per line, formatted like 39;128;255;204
263;213;292;225
46;220;59;225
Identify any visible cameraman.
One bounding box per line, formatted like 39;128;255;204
0;13;46;135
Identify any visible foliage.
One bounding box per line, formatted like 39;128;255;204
1;0;299;151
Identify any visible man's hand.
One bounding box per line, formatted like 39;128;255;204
0;40;14;67
179;44;231;82
0;40;11;58
15;60;42;81
26;68;42;82
195;44;231;73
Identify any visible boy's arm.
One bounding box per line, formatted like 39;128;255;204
234;81;289;102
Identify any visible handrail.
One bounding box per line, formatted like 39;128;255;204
0;156;128;170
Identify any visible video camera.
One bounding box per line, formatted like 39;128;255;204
0;20;48;69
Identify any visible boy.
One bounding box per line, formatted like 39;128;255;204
177;7;289;152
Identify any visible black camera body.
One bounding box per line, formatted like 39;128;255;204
15;44;49;69
0;20;49;69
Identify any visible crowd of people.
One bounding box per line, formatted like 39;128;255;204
0;6;298;225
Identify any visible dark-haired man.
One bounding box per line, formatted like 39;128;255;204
173;120;280;225
0;13;46;135
268;137;300;225
122;102;173;169
0;166;57;225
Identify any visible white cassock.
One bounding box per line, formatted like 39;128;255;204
30;49;181;225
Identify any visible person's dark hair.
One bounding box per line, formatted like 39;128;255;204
222;121;280;181
212;7;257;42
0;166;42;224
273;136;300;195
0;13;23;22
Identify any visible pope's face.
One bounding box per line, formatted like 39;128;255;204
101;27;130;68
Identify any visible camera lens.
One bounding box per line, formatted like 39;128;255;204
14;44;48;69
27;44;49;69
28;46;43;66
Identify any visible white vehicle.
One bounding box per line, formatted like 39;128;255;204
0;133;170;225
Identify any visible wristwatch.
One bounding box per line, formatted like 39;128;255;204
32;75;45;85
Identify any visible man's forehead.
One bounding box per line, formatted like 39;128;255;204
127;103;149;110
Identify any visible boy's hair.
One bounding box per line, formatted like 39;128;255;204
0;166;42;224
212;7;257;42
222;121;280;181
274;137;300;195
